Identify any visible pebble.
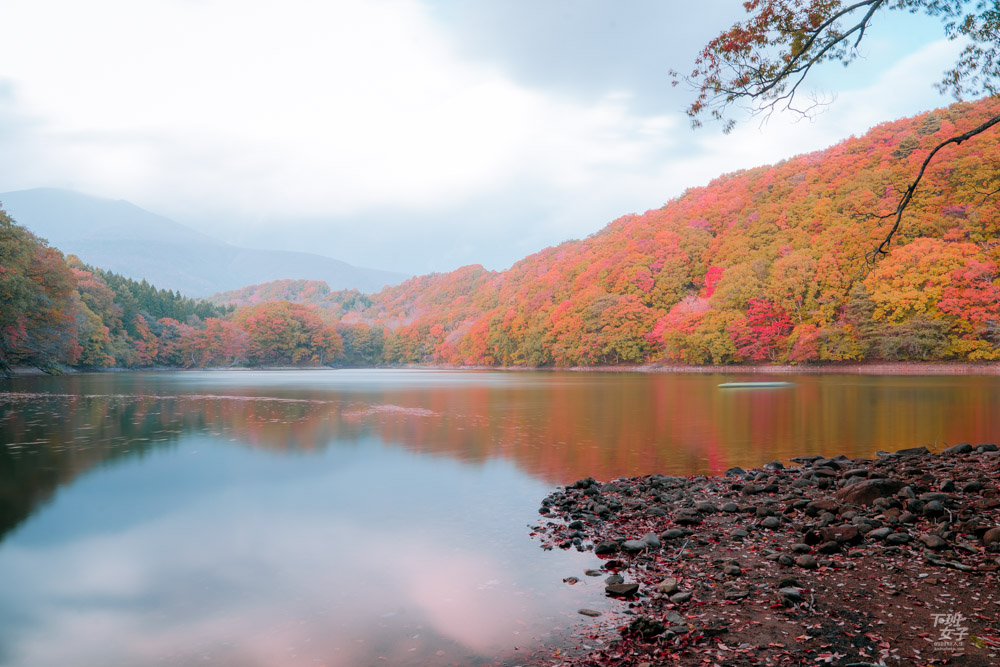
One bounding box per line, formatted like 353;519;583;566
893;446;931;457
920;534;948;550
924;500;946;518
778;587;803;605
818;540;840;554
622;539;649;554
675;510;702;525
656;578;678;594
794;554;818;569
805;498;840;515
628;616;666;638
868;527;892;541
836;478;905;505
886;531;912;545
820;524;860;544
606;582;639;597
595;541;619;555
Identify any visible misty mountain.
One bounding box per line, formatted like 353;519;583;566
0;188;407;297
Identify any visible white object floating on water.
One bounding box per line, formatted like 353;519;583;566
718;381;794;388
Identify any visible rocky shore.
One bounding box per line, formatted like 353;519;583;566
529;444;1000;666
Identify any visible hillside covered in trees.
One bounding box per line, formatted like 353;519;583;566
215;98;1000;367
0;216;343;375
4;98;1000;374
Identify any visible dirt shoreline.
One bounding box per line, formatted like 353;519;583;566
527;445;1000;666
5;361;1000;378
634;362;1000;376
421;362;1000;375
418;361;1000;376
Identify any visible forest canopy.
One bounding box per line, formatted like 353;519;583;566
212;98;1000;368
3;98;999;373
0;208;339;375
676;0;1000;258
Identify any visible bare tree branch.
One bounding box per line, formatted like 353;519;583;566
683;0;1000;265
975;180;1000;203
867;111;1000;263
744;0;885;100
679;0;892;129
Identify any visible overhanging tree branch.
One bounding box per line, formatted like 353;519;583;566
677;0;894;129
681;0;1000;264
868;111;1000;262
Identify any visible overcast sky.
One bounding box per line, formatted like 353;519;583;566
0;0;964;275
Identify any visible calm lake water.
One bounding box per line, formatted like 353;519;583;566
1;369;999;666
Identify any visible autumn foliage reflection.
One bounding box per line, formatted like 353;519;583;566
4;373;1000;541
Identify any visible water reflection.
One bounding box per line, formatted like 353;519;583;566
2;370;1000;666
4;371;1000;498
0;432;597;666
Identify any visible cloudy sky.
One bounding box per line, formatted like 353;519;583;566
0;0;964;275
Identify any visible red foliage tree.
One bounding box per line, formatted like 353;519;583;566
728;299;793;361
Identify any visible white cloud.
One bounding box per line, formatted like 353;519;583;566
0;0;680;223
645;37;968;209
0;1;966;274
0;440;593;666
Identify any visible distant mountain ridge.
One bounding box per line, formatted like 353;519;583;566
0;188;407;297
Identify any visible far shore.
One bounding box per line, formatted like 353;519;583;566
415;361;1000;376
635;361;1000;375
5;360;1000;379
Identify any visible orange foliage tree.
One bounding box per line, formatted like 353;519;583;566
234;301;342;365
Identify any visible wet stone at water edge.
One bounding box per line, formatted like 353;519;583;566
530;445;1000;666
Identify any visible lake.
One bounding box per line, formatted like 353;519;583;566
1;369;999;666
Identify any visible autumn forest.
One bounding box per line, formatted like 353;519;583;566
3;98;1000;375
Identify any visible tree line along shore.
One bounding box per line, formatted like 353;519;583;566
4;99;1000;377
